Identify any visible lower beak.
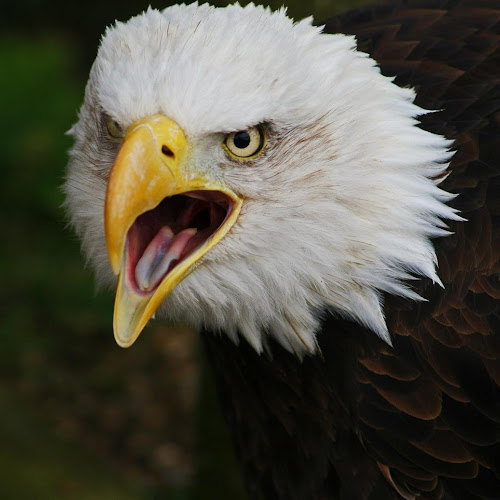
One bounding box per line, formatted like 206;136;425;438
105;114;242;347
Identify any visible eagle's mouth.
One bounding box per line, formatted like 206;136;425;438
125;191;233;296
104;114;244;347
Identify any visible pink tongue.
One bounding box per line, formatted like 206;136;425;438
134;226;197;292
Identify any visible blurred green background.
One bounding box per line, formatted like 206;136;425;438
1;0;372;498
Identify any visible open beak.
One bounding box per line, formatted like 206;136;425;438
105;114;242;347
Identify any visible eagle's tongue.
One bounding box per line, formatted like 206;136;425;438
135;226;197;292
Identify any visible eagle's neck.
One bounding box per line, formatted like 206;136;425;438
202;317;397;500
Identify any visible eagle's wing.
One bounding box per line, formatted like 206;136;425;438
324;0;500;498
204;2;500;499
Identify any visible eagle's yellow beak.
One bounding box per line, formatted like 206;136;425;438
105;114;242;347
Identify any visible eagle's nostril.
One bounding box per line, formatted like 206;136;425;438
161;145;175;158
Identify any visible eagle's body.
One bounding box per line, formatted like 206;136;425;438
64;1;500;499
203;3;500;499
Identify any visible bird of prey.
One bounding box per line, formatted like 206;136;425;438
64;0;500;498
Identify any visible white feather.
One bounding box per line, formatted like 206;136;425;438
64;3;460;356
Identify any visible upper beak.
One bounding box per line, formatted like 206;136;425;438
105;114;242;347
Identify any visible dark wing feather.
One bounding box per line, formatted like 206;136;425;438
203;1;500;499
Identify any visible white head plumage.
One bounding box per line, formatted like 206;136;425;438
64;3;460;356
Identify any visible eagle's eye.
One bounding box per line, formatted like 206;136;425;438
224;125;266;160
105;115;124;140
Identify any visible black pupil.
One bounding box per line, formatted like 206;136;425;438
233;131;251;149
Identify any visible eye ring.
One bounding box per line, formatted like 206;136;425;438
105;115;124;140
223;125;266;160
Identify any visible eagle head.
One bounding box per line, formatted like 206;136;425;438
64;3;459;356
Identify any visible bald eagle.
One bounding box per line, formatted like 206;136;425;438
64;1;500;498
